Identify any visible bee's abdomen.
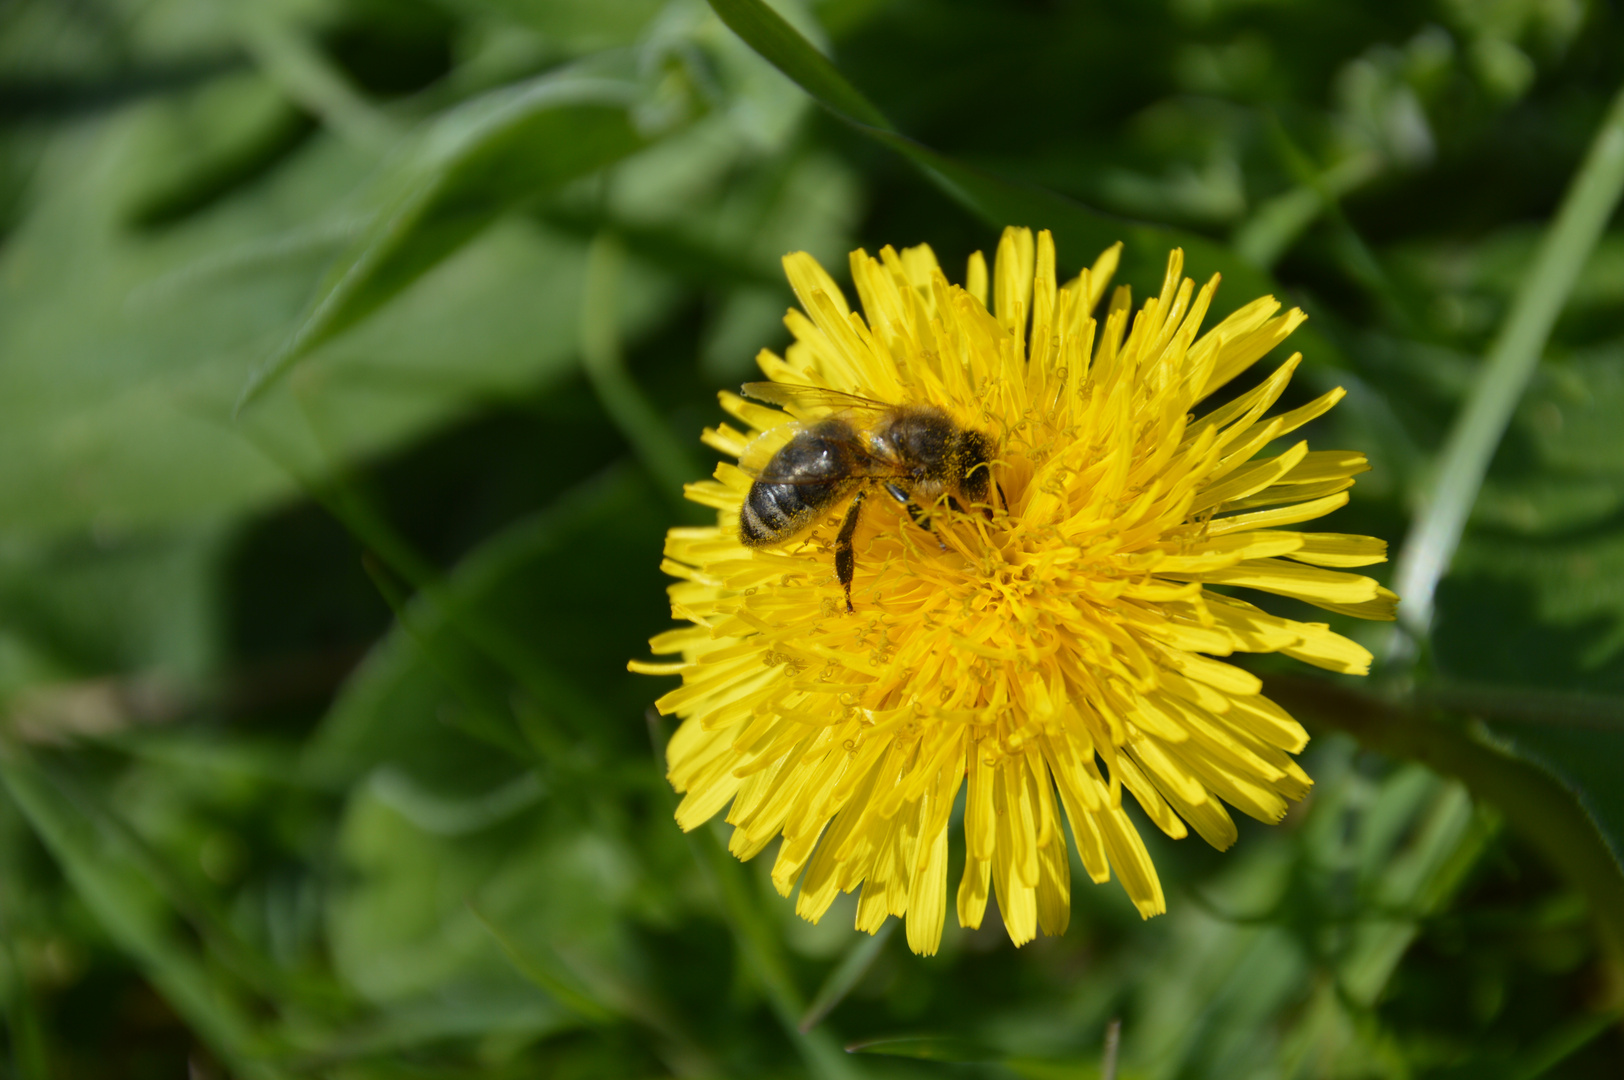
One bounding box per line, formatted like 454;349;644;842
738;421;858;547
740;481;832;545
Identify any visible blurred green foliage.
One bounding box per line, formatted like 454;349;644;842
0;0;1622;1076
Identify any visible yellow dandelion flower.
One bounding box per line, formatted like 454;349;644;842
631;228;1397;956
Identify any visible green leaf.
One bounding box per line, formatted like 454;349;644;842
0;137;671;536
844;1034;1001;1061
707;0;890;131
328;778;604;1004
0;11;819;539
0;526;224;689
117;70;310;229
237;66;658;408
468;901;620;1025
799;919;892;1032
1490;721;1624;873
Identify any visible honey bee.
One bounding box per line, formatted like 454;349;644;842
736;383;999;611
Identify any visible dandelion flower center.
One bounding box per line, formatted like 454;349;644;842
632;228;1397;956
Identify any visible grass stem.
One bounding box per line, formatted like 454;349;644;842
1393;82;1624;639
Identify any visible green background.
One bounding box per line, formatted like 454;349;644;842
0;0;1622;1076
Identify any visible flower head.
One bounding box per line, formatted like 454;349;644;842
632;229;1396;955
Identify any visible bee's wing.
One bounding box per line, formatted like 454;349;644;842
737;423;801;477
735;419;899;482
740;382;892;415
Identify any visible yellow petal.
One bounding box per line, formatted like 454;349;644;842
1280;531;1388;568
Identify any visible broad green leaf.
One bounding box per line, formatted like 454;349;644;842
0;526;224;689
469;901;620;1024
0;129;670;536
325;767;644;1006
0;10;814;539
1276;679;1624;982
0;112;360;535
1436;536;1624;877
237;64;660;407
1486;719;1624;870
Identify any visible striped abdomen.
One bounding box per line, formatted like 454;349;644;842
739;420;860;547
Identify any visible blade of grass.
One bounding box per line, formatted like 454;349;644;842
1231;150;1381;270
800;919;893;1032
704;1;891;131
843;1035;999;1061
1392;81;1624;638
706;0;1170;282
0;859;49;1080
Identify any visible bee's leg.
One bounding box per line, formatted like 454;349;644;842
835;490;866;612
885;483;948;551
883;482;932;530
994;481;1008;516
